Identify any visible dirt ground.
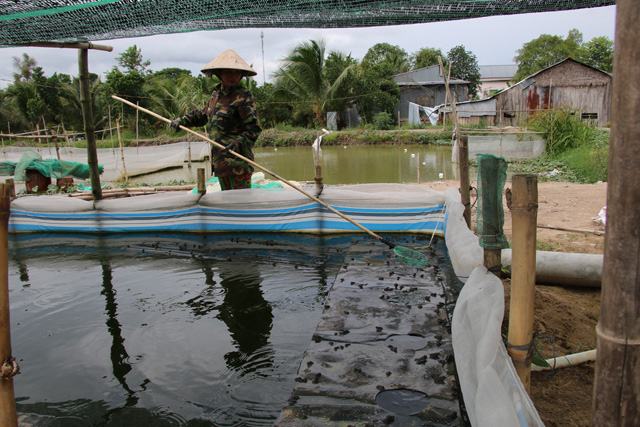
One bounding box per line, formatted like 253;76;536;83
423;179;607;426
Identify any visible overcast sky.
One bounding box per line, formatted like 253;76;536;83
0;5;616;89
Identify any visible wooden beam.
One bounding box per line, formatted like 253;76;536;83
78;48;102;201
8;41;113;52
593;0;640;424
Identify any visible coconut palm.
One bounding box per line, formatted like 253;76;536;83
12;53;38;83
273;39;354;126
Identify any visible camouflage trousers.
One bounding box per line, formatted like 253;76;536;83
219;173;252;191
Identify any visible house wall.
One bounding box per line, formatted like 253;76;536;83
398;84;467;120
496;60;612;126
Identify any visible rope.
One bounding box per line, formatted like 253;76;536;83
0;357;20;379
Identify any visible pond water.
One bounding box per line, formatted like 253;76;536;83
128;144;459;186
10;233;355;426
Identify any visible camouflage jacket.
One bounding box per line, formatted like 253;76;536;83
179;83;262;177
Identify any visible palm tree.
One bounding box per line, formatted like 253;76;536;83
273;39;354;126
12;53;38;83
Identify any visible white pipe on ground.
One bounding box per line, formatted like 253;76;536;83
502;250;603;287
531;349;597;371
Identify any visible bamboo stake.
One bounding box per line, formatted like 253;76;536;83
506;174;538;392
439;56;470;227
36;123;42;156
197;168;206;194
112;95;394;244
593;0;640;424
116;119;128;180
0;183;18;427
459;135;471;227
4;180;14;198
312;133;323;192
78;48;102;201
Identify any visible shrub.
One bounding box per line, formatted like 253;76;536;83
525;106;597;156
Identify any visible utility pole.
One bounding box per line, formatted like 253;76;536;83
261;31;266;85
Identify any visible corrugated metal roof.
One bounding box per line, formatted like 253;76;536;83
479;65;518;79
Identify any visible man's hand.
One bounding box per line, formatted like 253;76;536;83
221;140;239;154
169;119;181;132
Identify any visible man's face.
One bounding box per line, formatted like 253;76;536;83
219;69;243;87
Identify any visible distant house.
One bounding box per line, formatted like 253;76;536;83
440;58;612;127
393;65;468;121
478;65;518;99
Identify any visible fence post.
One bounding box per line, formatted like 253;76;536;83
0;183;18;427
506;174;538;392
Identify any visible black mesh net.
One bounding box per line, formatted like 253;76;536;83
0;1;614;46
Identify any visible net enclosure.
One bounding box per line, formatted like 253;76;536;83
0;0;615;46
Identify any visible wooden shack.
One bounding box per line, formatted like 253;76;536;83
394;65;468;121
444;58;612;127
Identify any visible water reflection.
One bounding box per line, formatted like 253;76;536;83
216;262;273;373
7;233;352;425
100;260;150;409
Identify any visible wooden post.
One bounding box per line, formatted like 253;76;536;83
0;184;18;427
197;168;206;194
312;137;323;192
116;119;128;180
593;0;640;424
61;120;71;148
78;48;102;201
109;105;114;151
36;123;42;157
416;152;420;184
4;180;14;198
506;174;538;392
459;135;471;227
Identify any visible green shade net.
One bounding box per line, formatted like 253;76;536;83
476;153;509;250
0;1;614;46
0;151;103;181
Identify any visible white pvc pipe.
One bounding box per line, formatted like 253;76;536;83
502;250;603;287
531;349;597;371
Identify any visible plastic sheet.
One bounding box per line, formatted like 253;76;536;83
445;189;544;427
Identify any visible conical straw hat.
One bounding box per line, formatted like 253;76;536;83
201;49;257;77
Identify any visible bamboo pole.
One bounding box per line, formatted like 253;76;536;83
78;48;102;201
593;0;640;424
4;180;14;198
0;183;18;427
116;119;128;180
506;174;538;392
36;123;42;156
11;41;113;52
112;95;395;245
312;134;323;192
439;56;470;227
459;135;471;227
197;168;206;194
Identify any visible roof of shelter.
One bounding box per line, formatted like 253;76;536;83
479;65;518;80
0;1;615;46
394;65;468;86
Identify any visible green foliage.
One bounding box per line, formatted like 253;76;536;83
509;129;609;184
116;45;151;75
253;83;294;128
411;47;447;70
580;36;614;72
272;39;355;127
372;111;394;130
514;32;578;81
524;106;597;156
447;45;480;98
149;68;192;83
12;53;38;83
361;43;410;76
514;29;614;81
